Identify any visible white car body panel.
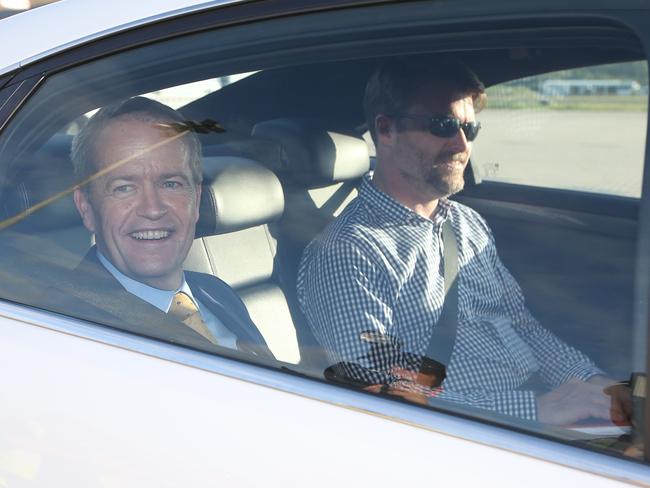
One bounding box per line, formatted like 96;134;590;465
0;0;237;75
0;1;648;486
0;303;638;487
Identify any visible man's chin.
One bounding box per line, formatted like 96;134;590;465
428;177;465;198
447;179;465;196
125;263;183;290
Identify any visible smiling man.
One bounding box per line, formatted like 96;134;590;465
72;97;270;358
298;60;629;425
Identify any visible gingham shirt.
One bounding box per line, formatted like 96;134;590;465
297;175;602;420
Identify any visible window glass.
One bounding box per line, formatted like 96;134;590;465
0;17;646;464
477;62;648;197
139;72;257;110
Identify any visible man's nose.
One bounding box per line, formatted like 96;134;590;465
446;127;470;153
136;184;168;219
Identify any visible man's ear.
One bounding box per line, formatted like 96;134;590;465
193;183;202;224
375;114;396;146
73;187;96;233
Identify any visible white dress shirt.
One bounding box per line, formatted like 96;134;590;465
97;250;238;349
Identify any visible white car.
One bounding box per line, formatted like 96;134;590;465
1;0;649;486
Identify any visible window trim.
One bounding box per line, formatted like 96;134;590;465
458;182;640;219
0;0;649;470
0;75;43;134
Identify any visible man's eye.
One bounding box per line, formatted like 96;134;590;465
163;180;183;189
113;184;134;194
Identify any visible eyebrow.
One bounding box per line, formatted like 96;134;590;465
159;172;191;183
103;171;191;184
102;174;134;187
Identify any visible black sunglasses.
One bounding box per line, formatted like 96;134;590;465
393;114;481;142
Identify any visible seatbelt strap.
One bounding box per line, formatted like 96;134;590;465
327;216;460;389
319;179;359;217
422;218;459;368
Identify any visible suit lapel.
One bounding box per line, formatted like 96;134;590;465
76;249;273;360
188;274;273;360
75;249;218;350
189;279;255;342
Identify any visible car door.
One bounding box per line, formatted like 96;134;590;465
455;61;645;378
1;0;650;486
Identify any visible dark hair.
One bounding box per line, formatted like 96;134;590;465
71;96;202;185
363;58;487;144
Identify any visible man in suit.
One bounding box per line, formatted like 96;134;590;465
71;97;271;359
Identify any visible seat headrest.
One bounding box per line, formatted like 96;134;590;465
196;156;284;237
251;118;369;187
1;134;82;232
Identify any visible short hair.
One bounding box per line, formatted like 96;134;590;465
71;96;202;186
363;58;487;144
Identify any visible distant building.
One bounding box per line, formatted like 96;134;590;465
541;79;641;96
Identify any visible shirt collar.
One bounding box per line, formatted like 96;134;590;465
96;249;195;313
360;174;451;227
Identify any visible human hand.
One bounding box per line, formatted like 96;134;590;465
537;377;631;426
364;367;437;405
587;375;632;425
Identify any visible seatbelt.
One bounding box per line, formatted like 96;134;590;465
324;218;460;390
319;179;359;217
417;219;459;386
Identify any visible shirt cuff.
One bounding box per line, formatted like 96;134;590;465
558;363;605;383
494;390;538;420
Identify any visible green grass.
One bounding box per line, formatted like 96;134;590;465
485;86;648;111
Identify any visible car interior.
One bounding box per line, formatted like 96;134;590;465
0;13;645;442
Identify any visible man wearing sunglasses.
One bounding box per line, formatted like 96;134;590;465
298;59;630;426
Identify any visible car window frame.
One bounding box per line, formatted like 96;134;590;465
1;0;650;478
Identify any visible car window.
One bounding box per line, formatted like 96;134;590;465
141;72;256;109
0;10;647;467
476;61;648;197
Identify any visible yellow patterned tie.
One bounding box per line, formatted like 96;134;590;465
168;291;218;345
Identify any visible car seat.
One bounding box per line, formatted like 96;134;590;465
251;118;370;374
183;156;301;365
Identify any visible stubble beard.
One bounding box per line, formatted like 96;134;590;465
425;154;467;198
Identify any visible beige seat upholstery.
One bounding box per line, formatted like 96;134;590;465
251;118;370;374
252;117;370;256
184;156;300;364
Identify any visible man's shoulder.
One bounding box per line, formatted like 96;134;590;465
74;248;124;291
447;198;484;221
308;198;390;253
447;199;491;233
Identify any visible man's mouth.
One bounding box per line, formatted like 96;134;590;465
130;230;171;240
434;154;466;169
435;160;465;170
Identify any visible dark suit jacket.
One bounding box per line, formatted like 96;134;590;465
70;248;274;360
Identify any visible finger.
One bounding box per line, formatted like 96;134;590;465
623;397;634;417
612;387;633;416
591;389;614;407
610;403;626;424
364;384;384;393
391;367;418;381
569;391;612;421
387;386;427;405
588;400;613;420
610;396;632;423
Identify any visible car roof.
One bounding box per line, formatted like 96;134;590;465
2;0;645;80
0;0;238;76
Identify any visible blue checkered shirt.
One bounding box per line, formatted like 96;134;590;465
297;175;602;420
